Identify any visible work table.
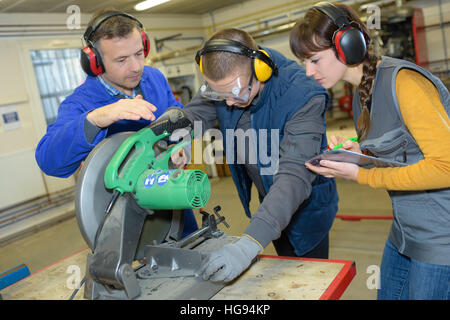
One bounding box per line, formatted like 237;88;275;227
1;246;355;300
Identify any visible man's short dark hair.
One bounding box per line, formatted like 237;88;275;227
87;8;141;45
202;28;258;81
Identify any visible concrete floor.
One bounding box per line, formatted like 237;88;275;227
0;117;394;300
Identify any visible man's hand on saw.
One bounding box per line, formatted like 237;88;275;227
199;236;262;282
86;94;157;128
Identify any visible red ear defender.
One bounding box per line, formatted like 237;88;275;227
80;45;104;77
332;27;350;65
80;11;150;76
140;30;150;57
313;2;367;66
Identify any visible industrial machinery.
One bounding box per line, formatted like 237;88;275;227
74;108;232;300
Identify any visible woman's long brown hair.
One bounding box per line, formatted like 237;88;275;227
289;2;379;142
356;53;378;141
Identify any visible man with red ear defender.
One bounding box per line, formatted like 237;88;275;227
36;9;182;176
35;9;197;234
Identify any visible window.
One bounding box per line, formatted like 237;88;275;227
30;48;85;125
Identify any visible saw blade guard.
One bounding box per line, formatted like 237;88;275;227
75;132;183;252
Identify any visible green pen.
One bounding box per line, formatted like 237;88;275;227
332;137;358;150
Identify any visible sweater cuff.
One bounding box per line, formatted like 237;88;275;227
357;168;370;185
244;217;277;249
84;117;102;144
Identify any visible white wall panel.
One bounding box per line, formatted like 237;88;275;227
0;148;45;209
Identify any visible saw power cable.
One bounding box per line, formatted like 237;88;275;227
68;190;120;300
93;190;121;251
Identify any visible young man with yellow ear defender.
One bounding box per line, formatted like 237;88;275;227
182;28;339;283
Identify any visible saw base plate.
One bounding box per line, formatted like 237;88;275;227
84;235;237;300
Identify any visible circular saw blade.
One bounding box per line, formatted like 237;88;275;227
75;132;183;256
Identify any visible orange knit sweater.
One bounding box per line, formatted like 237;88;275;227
357;69;450;190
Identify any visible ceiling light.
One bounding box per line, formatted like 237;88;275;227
135;0;170;11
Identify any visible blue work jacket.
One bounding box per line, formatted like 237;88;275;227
35;66;182;178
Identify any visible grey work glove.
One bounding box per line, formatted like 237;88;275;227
199;235;262;282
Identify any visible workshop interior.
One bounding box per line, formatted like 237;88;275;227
0;0;449;301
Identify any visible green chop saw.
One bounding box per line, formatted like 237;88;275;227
75;108;232;300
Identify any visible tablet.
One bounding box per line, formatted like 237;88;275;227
307;149;408;169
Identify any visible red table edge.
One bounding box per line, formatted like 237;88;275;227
258;255;357;300
336;214;393;221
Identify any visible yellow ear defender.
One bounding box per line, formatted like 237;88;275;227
199;56;204;75
195;39;278;82
253;49;273;82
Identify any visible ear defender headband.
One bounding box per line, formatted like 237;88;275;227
313;2;367;65
80;11;150;77
195;39;278;82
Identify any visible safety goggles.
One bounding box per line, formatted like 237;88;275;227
200;74;254;104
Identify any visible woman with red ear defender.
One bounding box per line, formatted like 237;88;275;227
290;2;450;300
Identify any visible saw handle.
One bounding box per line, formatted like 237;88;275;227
147;107;192;136
104;107;193;194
